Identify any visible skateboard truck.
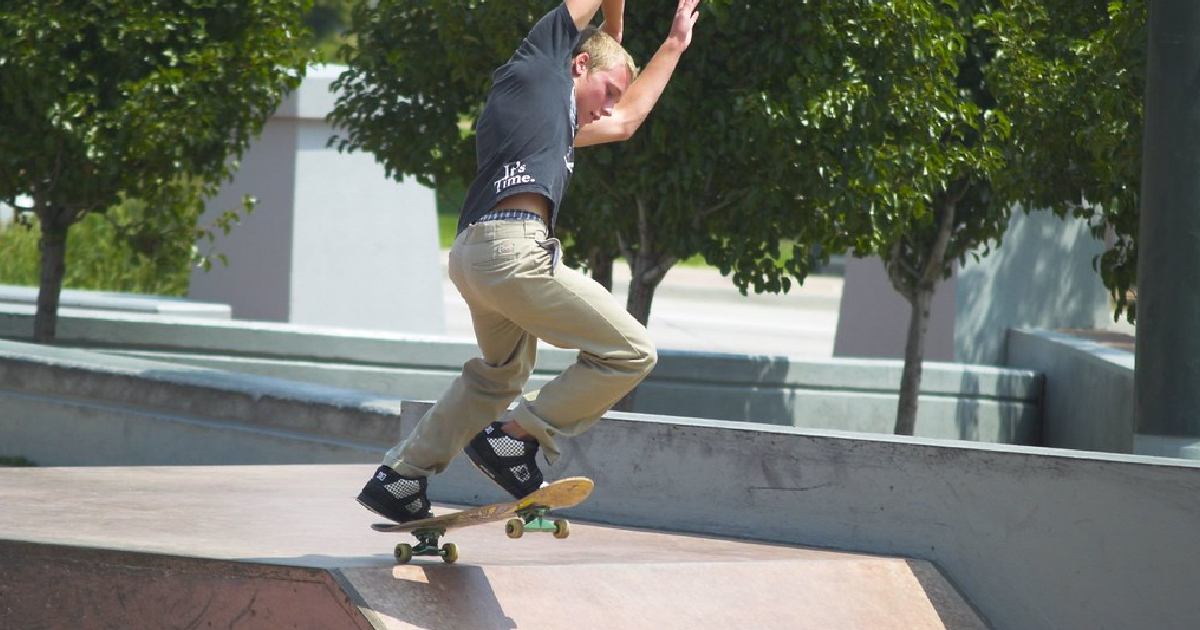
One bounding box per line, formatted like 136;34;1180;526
505;505;570;539
394;528;458;564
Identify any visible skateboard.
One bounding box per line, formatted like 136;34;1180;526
371;476;594;564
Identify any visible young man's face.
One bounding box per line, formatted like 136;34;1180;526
571;54;631;127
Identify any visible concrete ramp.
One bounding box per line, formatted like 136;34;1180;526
342;557;977;629
0;465;985;629
1;541;371;629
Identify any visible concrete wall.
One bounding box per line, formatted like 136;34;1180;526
2;339;1198;630
190;120;296;322
835;210;1112;365
833;255;957;361
955;210;1111;364
189;64;443;334
1006;328;1200;462
0;308;1042;445
1006;329;1134;453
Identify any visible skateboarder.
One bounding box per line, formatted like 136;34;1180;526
359;0;702;523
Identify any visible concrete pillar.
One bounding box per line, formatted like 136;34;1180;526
189;65;444;335
1135;3;1200;436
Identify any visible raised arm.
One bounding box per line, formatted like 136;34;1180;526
575;0;700;148
566;0;625;37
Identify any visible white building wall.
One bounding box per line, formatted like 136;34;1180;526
189;65;444;334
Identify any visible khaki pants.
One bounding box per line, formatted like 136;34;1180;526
384;218;657;477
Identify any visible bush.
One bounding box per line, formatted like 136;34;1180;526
0;197;196;297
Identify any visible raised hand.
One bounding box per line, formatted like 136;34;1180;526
668;0;701;50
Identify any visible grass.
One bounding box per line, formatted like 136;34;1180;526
0;456;36;467
437;213;460;249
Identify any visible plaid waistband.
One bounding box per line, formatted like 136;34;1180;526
475;209;544;224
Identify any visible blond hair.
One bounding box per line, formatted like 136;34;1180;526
573;28;640;80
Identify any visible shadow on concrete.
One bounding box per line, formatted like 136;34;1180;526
955;210;1108;366
955;369;1041;445
730;354;794;426
336;563;516;630
632;352;796;427
907;559;993;630
954;371;981;442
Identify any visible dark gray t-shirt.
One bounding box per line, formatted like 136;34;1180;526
457;3;580;234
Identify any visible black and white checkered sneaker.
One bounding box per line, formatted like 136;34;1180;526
356;465;433;523
464;422;545;499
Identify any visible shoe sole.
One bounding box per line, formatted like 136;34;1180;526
357;497;391;520
357;493;431;524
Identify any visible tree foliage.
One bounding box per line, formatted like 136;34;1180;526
330;0;535;189
708;0;1145;434
0;0;312;340
985;0;1146;322
768;0;1014;435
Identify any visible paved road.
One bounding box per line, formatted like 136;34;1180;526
441;254;844;358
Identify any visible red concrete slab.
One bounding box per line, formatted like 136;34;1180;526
0;465;985;629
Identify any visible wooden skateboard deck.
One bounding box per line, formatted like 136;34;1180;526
371;477;593;564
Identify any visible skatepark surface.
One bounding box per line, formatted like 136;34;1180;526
0;465;986;629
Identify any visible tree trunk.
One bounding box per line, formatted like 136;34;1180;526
612;198;675;410
888;193;959;436
588;247;615;293
612;251;672;412
624;260;660;326
33;205;71;343
894;289;933;435
620;198;675;326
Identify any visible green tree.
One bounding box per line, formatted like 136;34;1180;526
719;0;1146;435
805;0;1147;434
629;0;1006;435
818;1;1011;436
0;1;311;342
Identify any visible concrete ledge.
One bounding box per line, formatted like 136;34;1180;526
560;410;1200;630
0;340;406;451
1006;329;1134;452
0;306;508;368
0;285;230;319
0;309;1042;443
